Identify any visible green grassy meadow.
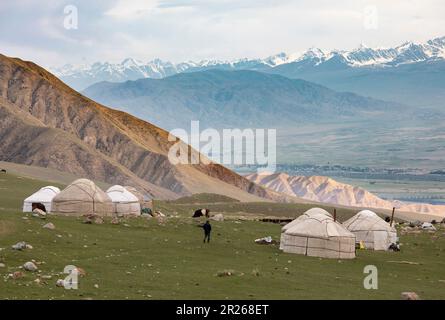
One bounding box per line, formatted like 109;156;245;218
1;173;445;299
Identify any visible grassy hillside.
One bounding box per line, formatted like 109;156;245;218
0;173;65;212
1;173;445;299
156;197;361;222
0;161;109;190
167;193;241;205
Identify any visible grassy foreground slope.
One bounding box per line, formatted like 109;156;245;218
1;173;445;299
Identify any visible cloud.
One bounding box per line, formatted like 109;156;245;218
1;0;444;67
104;0;160;19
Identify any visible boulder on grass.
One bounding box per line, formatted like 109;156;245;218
32;208;46;219
11;271;24;279
82;214;104;225
23;261;38;272
43;222;55;230
11;241;28;251
211;213;224;222
401;292;420;300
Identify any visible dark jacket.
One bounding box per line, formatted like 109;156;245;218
202;222;212;234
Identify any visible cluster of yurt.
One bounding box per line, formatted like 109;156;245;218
279;207;399;259
23;179;145;216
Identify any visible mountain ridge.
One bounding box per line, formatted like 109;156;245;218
53;36;445;91
246;172;445;217
83;69;404;131
0;53;292;202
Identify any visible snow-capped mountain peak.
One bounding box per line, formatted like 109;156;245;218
262;52;292;66
299;47;326;60
52;35;445;90
121;57;144;68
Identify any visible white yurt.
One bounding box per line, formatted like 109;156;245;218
343;210;397;250
51;179;113;216
106;185;141;216
124;186;146;203
280;208;356;259
23;186;61;213
280;208;333;250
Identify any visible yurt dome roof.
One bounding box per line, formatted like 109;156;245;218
24;186;60;202
343;210;395;232
53;179;111;202
106;185;139;203
282;207;333;232
285;212;354;239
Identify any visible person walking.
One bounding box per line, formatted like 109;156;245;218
201;220;212;243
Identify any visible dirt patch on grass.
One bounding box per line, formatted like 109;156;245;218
0;220;16;236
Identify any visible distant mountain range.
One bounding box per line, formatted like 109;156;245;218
83;69;403;131
53;36;445;107
246;172;445;217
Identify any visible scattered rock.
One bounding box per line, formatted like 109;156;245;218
252;269;260;277
23;261;38;272
153;211;165;218
56;279;65;287
211;213;224;222
94;284;99;289
11;271;24;279
254;236;277;245
43;223;55;230
401;292;420;300
32;208;46;219
0;263;5;268
111;217;120;225
82;214;104;225
75;267;86;277
94;217;104;224
216;269;237;277
11;241;28;250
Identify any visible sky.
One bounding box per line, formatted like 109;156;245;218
0;0;444;68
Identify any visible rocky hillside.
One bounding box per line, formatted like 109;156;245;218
0;53;285;202
246;172;445;217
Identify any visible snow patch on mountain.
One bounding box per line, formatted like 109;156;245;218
52;36;445;90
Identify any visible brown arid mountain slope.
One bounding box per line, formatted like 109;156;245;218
246;172;445;217
0;53;286;201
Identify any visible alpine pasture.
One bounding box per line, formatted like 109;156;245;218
1;173;444;299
